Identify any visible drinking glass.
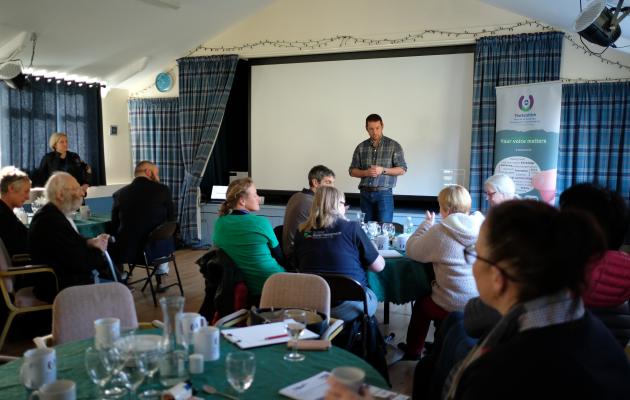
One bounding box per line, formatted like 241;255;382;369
367;221;381;239
382;223;395;240
120;354;147;399
356;212;366;223
225;352;256;395
283;309;306;362
137;337;166;400
84;346;127;399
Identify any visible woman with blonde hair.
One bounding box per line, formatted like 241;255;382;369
212;177;285;297
35;132;90;193
402;184;484;359
293;186;385;321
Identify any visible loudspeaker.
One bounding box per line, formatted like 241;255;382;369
4;73;27;90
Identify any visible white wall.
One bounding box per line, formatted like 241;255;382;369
102;88;133;184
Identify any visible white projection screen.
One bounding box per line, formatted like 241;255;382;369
250;50;474;196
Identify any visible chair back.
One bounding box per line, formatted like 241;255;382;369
146;221;177;244
260;273;331;319
393;222;404;235
0;239;14;294
52;282;138;345
317;273;368;315
273;225;284;250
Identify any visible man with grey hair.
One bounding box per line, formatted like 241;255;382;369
282;165;335;259
29;172;111;302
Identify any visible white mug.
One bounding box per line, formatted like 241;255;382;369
29;379;76;400
20;348;57;390
193;326;220;361
393;233;410;251
94;317;120;350
331;366;365;393
177;313;208;346
374;234;389;250
79;205;91;220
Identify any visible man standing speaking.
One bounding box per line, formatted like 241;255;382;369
349;114;407;223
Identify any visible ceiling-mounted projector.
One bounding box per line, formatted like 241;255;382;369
574;0;630;47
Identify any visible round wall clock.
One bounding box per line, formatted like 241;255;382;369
155;72;173;92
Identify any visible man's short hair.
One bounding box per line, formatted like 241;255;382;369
134;160;155;176
308;165;335;188
365;114;383;126
0;166;30;194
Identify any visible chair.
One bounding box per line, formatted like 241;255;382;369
0;238;57;351
273;225;284;252
127;221;184;306
259;272;343;340
196;247;250;324
33;282;140;347
393;222;404;235
317;273;370;356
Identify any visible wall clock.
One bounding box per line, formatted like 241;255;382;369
155;72;173;92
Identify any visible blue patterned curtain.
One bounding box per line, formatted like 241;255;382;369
128;98;183;218
469;32;563;211
0;77;105;185
177;55;238;244
557;82;630;200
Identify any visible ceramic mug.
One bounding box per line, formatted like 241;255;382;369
29;379;76;400
94;317;120;350
393;233;410;251
20;348;57;390
177;312;208;346
374;234;389;250
193;326;220;361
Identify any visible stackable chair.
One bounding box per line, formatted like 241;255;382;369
127;221;184;306
0;238;57;351
33;282;143;347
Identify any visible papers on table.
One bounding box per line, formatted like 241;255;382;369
378;249;403;258
221;321;318;349
279;371;409;400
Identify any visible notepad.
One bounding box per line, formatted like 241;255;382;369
279;371;409;400
222;322;319;349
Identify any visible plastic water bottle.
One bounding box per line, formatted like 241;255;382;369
405;216;414;234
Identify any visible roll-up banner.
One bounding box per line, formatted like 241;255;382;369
494;82;562;204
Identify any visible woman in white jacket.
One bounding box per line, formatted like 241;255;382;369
403;185;484;359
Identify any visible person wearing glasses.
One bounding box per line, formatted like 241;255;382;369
292;186;385;321
0;166;31;257
483;174;517;207
401;185;484;360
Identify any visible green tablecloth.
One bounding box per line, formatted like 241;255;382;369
74;214;110;238
0;331;388;398
368;255;434;304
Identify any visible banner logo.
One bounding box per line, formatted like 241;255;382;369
518;95;534;112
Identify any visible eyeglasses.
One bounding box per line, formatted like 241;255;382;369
485;191;497;198
464;245;519;282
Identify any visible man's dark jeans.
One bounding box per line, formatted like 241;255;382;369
360;188;394;223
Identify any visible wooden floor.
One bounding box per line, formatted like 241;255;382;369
2;247;417;395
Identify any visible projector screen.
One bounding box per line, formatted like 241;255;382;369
250;50;474;196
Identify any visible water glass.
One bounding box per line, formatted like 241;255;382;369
356;212;366;223
382;223;395;240
120;354;147;398
367;221;381;239
283;309;306;362
225;352;256;395
84;347;127;399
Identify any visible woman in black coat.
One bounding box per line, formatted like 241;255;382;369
34;132;91;193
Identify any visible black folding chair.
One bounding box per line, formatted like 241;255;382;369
127;221;184;306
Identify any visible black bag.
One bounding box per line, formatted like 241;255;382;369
249;307;329;337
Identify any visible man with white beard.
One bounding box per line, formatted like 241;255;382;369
29;172;112;302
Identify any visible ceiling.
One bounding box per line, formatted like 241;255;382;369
481;0;630;53
0;0;272;90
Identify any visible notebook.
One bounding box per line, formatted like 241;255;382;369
222;322;318;349
279;371;409;400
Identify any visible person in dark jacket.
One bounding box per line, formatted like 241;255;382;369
34;132;90;195
0;166;31;257
29;172;110;302
110;161;175;291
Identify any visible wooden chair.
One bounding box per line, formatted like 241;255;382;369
0;238;57;351
33;282;143;347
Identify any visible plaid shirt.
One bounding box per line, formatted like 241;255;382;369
349;135;407;189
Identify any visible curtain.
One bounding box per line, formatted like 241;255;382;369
0;77;105;185
129;98;183;217
557;82;630;200
177;55;238;244
468;32;563;211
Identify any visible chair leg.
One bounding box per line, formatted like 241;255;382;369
171;258;184;296
0;311;17;351
141;266;158;307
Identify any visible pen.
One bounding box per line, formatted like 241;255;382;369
264;333;289;340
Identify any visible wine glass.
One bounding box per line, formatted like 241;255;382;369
85;346;127;399
382;223;395;240
120;353;147;399
225;352;256;396
367;221;381;239
283;309;306;362
136;336;166;400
